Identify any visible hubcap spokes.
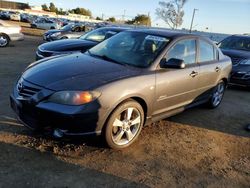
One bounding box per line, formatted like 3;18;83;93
212;83;224;106
0;36;7;46
112;107;141;145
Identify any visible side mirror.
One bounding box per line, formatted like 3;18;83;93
160;58;186;69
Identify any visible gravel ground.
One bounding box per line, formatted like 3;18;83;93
0;36;249;188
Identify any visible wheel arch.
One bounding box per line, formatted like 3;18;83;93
221;78;228;86
0;33;10;41
101;96;149;133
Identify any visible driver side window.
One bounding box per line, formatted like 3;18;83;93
167;39;196;65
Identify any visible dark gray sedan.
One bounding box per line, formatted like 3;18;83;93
10;29;232;149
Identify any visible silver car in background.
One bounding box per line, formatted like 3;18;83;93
0;20;24;47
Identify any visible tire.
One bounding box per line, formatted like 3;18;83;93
0;34;10;47
104;100;144;149
50;27;55;29
207;80;225;108
31;24;37;28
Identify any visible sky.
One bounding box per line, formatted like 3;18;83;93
12;0;250;34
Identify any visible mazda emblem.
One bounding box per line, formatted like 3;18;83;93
17;80;23;92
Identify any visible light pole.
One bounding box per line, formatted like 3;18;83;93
189;8;198;33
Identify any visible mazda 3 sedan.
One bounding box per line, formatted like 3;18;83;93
10;29;232;149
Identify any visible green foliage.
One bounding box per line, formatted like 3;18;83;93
126;14;151;26
41;4;48;11
57;8;67;15
107;17;116;22
49;2;57;12
96;17;102;20
69;7;92;17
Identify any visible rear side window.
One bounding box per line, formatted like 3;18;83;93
167;39;196;65
199;40;215;62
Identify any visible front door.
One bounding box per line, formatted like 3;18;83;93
153;38;199;116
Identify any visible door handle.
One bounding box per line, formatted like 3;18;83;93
215;67;221;72
190;71;198;78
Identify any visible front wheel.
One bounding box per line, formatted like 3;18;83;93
207;81;225;108
104;100;144;149
0;34;10;47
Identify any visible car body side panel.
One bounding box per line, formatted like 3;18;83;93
153;65;200;116
94;73;156;131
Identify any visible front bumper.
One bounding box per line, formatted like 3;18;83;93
10;87;103;136
9;33;24;41
229;78;250;87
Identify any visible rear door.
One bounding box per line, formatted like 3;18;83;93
197;39;221;95
153;38;200;115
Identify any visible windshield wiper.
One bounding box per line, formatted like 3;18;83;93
87;51;125;66
99;55;125;65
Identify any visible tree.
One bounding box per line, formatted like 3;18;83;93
107;17;116;22
70;7;92;17
41;4;49;11
49;2;57;12
156;0;188;29
57;8;66;15
96;17;102;20
126;14;151;26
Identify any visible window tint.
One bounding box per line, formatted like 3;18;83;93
219;36;250;52
199;40;215;62
167;39;196;64
80;29;109;42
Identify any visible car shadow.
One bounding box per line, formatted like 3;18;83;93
0;141;148;188
167;88;250;138
0;115;107;149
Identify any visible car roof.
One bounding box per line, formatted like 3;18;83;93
99;26;130;32
230;34;250;38
127;28;197;39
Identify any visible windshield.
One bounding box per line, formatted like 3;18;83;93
88;31;170;68
219;36;250;51
80;28;111;42
61;24;74;31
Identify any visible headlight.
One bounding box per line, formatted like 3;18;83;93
50;32;61;37
240;59;250;65
48;91;101;105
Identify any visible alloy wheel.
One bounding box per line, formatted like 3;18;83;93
0;35;8;47
212;82;225;107
111;107;141;146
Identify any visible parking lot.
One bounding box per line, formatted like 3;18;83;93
0;37;249;187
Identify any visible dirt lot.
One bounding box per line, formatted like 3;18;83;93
0;37;249;188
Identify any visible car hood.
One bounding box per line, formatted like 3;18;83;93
221;49;250;59
22;53;140;91
39;39;97;52
232;64;250;73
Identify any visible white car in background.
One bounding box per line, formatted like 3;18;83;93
31;18;61;30
9;12;21;21
0;20;24;47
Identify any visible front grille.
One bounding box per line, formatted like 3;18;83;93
17;80;42;99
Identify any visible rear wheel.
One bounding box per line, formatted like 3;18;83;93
0;34;9;47
207;81;225;108
104;100;144;149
